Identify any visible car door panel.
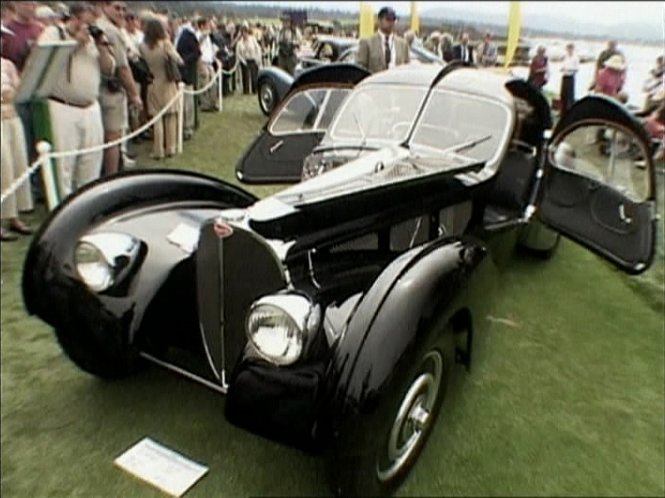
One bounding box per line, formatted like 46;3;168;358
236;63;370;184
237;132;325;183
539;96;657;274
541;168;654;270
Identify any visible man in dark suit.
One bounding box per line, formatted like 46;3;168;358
452;32;474;64
356;6;409;74
175;18;201;138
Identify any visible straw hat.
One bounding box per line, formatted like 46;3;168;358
35;5;58;19
604;54;625;71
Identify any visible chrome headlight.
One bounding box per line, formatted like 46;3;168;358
246;294;320;366
74;232;141;293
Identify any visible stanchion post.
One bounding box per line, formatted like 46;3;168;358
37;141;59;211
218;68;223;113
177;82;185;154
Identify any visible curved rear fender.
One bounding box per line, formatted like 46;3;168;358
258;66;294;102
22;170;257;340
328;236;493;413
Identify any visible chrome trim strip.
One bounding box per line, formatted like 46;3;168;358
199;322;221;381
219;236;226;378
140;352;227;394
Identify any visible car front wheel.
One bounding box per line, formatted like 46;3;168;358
258;79;277;116
375;349;445;484
330;334;453;497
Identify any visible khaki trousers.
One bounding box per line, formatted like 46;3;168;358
183;84;195;134
1;116;33;219
152;112;178;158
48;99;104;200
198;64;218;111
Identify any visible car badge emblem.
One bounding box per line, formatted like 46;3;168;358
213;220;234;239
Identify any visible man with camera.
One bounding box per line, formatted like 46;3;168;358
37;2;115;199
95;1;142;176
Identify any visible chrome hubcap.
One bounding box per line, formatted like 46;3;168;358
377;350;443;482
260;85;274;111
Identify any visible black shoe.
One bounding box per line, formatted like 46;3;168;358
9;221;33;235
1;229;18;241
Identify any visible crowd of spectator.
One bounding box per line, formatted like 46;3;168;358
1;2;663;241
0;1;289;242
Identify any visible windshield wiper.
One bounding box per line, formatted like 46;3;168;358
442;134;493;155
353;110;368;159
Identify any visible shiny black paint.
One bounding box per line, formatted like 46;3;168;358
325;235;496;492
23;170;257;348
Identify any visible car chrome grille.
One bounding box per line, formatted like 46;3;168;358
197;221;285;384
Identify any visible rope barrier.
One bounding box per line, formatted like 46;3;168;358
1;54;244;208
0;154;45;206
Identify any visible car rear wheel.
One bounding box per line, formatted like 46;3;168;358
258;79;277;116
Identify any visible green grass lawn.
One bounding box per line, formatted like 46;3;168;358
1;94;664;497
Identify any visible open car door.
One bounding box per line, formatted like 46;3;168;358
538;96;658;274
236;64;370;184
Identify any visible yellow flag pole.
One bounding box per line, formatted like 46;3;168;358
504;1;521;68
359;2;374;39
410;1;420;35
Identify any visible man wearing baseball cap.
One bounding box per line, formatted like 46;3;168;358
356;6;409;74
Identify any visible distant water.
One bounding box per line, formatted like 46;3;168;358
510;38;664;109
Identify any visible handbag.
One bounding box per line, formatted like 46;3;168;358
165;53;181;83
130;56;154;85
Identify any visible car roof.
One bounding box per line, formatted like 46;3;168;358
359;65;515;106
312;36;357;48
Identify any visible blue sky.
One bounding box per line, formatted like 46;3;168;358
236;1;664;28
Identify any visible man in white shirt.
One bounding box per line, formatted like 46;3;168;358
356;6;409;74
559;42;579;116
196;17;219;111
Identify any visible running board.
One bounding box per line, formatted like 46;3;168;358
140;352;228;394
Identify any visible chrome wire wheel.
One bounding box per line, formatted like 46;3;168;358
259;83;275;114
376;350;444;482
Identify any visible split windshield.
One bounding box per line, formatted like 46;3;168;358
326;84;510;163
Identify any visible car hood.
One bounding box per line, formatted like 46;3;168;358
245;145;484;252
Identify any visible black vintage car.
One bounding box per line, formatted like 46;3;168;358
23;63;657;496
257;37;442;115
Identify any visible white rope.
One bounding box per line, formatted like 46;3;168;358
1;58;241;206
183;67;223;95
0;87;184;205
0;155;45;206
182;57;240;96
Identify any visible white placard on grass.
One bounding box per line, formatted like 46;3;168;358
114;437;208;497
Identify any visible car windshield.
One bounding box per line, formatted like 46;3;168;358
410;90;511;163
326;85;428;145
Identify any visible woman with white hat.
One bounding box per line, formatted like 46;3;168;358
595;54;626;101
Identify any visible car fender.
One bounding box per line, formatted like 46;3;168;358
329;235;491;404
325;235;495;456
22;169;257;345
257;66;294;104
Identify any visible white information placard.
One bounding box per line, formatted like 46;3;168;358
114;437;208;497
166;223;200;254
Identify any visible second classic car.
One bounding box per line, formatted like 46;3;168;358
257;37;442;115
23;63;657;496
